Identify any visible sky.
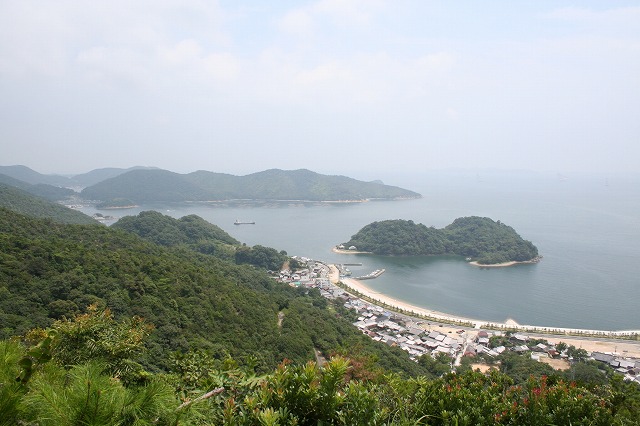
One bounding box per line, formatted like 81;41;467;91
1;1;639;180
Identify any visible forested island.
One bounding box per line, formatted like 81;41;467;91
80;168;421;203
96;198;137;209
341;216;539;265
0;164;421;204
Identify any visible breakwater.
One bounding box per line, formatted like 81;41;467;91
355;269;385;280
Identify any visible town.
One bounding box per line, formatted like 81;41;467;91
276;256;640;385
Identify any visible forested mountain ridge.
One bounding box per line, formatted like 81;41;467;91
0;207;427;376
0;164;421;203
0;174;75;201
0;184;97;225
112;210;293;270
0;164;157;189
112;211;239;250
0;165;72;186
71;166;159;187
80;168;421;203
343;216;539;264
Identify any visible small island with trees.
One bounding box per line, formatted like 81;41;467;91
339;216;540;265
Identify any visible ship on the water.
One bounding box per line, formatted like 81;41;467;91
234;219;255;225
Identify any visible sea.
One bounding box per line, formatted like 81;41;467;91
81;170;640;331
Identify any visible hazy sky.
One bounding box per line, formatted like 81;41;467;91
1;1;639;178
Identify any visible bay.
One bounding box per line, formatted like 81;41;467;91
84;171;640;331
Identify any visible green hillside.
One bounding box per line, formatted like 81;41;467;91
0;208;426;376
0;165;72;186
342;217;539;264
0;173;75;201
0;184;96;225
112;211;239;260
81;169;209;202
72;166;158;187
81;168;421;203
2;310;638;425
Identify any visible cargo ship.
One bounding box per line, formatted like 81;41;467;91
234;219;255;225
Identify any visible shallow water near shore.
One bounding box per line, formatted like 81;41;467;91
87;171;640;331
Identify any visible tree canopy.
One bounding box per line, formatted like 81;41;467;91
3;311;639;425
343;217;539;264
81;168;421;203
0;208;427;376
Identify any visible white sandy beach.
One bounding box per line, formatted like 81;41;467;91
331;247;373;255
468;258;541;268
328;264;640;357
468;260;520;268
328;265;478;325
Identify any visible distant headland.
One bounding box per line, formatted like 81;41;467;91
338;217;539;266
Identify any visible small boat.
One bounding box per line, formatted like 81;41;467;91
234;219;255;225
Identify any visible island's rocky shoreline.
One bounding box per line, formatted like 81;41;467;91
468;255;543;268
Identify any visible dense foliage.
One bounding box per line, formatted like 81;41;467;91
0;173;75;201
343;217;538;264
113;211;239;259
234;245;290;271
0;184;96;224
0;208;426;376
81;168;421;203
2;310;639;425
113;211;294;270
96;197;137;208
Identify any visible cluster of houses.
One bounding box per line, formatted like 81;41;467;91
463;331;560;359
277;256;321;285
346;298;463;360
277;258;640;383
592;352;640;384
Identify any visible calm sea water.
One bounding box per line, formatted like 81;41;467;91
86;171;640;331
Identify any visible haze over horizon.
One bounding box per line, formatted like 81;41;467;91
1;1;639;178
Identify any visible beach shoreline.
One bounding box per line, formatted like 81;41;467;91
331;246;541;267
336;275;479;326
331;247;373;255
468;257;542;268
328;264;639;338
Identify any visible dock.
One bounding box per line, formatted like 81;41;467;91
355;269;385;280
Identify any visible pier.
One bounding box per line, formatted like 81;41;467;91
355;269;385;280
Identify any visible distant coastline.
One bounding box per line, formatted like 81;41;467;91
99;204;138;210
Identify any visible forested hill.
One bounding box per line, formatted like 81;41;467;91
80;168;421;203
342;216;539;264
112;210;240;249
0;164;157;188
0;208;427;376
0;174;75;201
112;211;296;270
0;183;96;225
